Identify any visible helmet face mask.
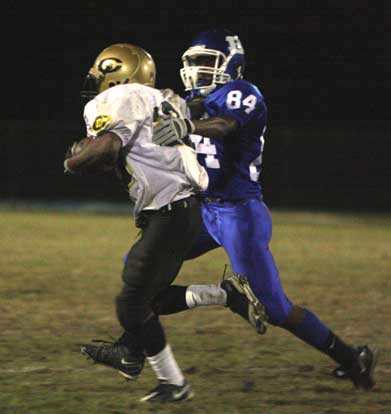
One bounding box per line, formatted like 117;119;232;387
181;47;230;95
80;72;103;104
180;30;245;96
81;43;156;105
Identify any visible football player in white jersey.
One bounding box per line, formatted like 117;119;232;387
64;43;208;403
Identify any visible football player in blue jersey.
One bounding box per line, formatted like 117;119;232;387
151;29;378;391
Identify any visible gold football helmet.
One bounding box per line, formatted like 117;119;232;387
81;43;156;103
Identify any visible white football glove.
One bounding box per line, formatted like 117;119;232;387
153;117;195;146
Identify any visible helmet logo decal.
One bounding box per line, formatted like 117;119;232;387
225;36;244;53
92;115;111;133
98;57;123;74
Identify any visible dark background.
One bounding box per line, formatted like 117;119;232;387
1;1;390;210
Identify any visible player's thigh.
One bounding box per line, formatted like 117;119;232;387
185;219;220;260
149;205;203;294
125;204;202;295
218;199;272;269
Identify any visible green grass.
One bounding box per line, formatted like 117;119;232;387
0;208;390;414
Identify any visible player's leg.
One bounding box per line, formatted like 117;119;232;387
125;203;203;402
82;199;202;402
210;198;293;325
140;204;203;402
217;198;378;390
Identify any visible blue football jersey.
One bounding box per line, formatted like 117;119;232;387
190;79;267;200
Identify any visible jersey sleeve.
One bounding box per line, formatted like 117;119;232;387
205;80;267;128
83;85;147;147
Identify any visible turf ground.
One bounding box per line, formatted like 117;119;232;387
0;208;390;414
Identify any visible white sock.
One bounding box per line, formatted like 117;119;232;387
147;344;185;386
185;284;227;308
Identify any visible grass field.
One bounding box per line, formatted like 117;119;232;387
0;208;390;414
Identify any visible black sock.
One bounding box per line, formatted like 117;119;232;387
323;333;356;368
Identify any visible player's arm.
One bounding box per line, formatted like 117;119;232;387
187;92;239;137
192;116;238;138
153;115;238;146
64;133;122;174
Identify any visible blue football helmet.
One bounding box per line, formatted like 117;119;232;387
180;29;245;96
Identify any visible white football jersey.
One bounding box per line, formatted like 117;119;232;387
83;83;208;217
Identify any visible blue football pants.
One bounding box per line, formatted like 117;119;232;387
185;198;293;326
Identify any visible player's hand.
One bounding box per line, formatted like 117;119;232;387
188;96;205;120
64;142;78;160
63;142;79;174
153;118;195;146
64;138;92;174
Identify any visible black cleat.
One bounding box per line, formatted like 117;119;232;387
221;273;268;334
80;334;145;380
140;381;194;403
346;345;379;390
